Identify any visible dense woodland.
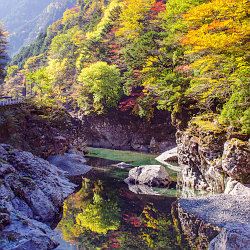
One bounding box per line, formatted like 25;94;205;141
0;0;249;135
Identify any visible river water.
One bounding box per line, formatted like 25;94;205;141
54;148;205;249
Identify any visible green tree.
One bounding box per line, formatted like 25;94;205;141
76;61;122;114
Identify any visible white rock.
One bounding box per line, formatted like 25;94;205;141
116;162;132;168
224;178;250;197
155;147;182;171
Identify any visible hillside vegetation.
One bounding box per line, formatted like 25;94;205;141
2;0;249;135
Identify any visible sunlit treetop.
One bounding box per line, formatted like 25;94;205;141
181;0;250;54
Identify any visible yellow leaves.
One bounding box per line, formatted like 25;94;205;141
184;0;249;23
182;0;250;53
86;0;121;41
24;54;44;72
71;31;85;47
62;8;80;25
117;0;156;40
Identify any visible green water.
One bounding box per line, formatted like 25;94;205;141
87;147;178;181
55;148;207;250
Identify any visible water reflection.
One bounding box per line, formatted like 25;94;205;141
57;177;189;249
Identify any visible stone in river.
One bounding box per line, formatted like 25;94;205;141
116;162;133;168
124;165;171;187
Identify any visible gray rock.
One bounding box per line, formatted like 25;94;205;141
150;137;160;153
222;139;250;180
177;165;209;190
176;129;249;193
0;144;76;249
178;194;250;228
209;223;250;250
155;147;181;172
176;130;225;192
81;110;176;153
173;201;220;249
47;153;92;176
124;165;171;187
156;147;178;162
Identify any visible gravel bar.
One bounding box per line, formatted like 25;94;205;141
178;194;250;228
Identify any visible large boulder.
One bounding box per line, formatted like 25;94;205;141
209;223;250;250
47;152;92;176
156;147;178;163
224;178;250;197
124;165;171;187
0;144;76;249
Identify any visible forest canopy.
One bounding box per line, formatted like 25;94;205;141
2;0;249;134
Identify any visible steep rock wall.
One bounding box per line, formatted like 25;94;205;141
81;110;176;153
0;103;87;158
175;121;249;192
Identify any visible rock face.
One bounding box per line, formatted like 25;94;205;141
81;110;176;153
124;165;172;187
0;144;76;249
172;201;220;249
176;129;249;192
208;223;250;250
221;139;250;180
0;103;88;159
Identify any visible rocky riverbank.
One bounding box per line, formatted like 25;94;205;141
176;192;250;249
0;102;88;159
0;144;77;249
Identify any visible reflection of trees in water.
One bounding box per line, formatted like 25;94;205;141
57;178;189;249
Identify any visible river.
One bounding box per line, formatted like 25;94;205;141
54;147;208;249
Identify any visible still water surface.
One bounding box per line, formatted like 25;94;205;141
55;148;191;249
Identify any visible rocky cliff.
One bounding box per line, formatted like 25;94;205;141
81;110;176;153
0;144;76;249
173;114;249;193
0;102;87;158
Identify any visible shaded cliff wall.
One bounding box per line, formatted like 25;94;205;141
0;103;87;158
81;110;177;153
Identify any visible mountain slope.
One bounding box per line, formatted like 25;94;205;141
0;0;76;56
